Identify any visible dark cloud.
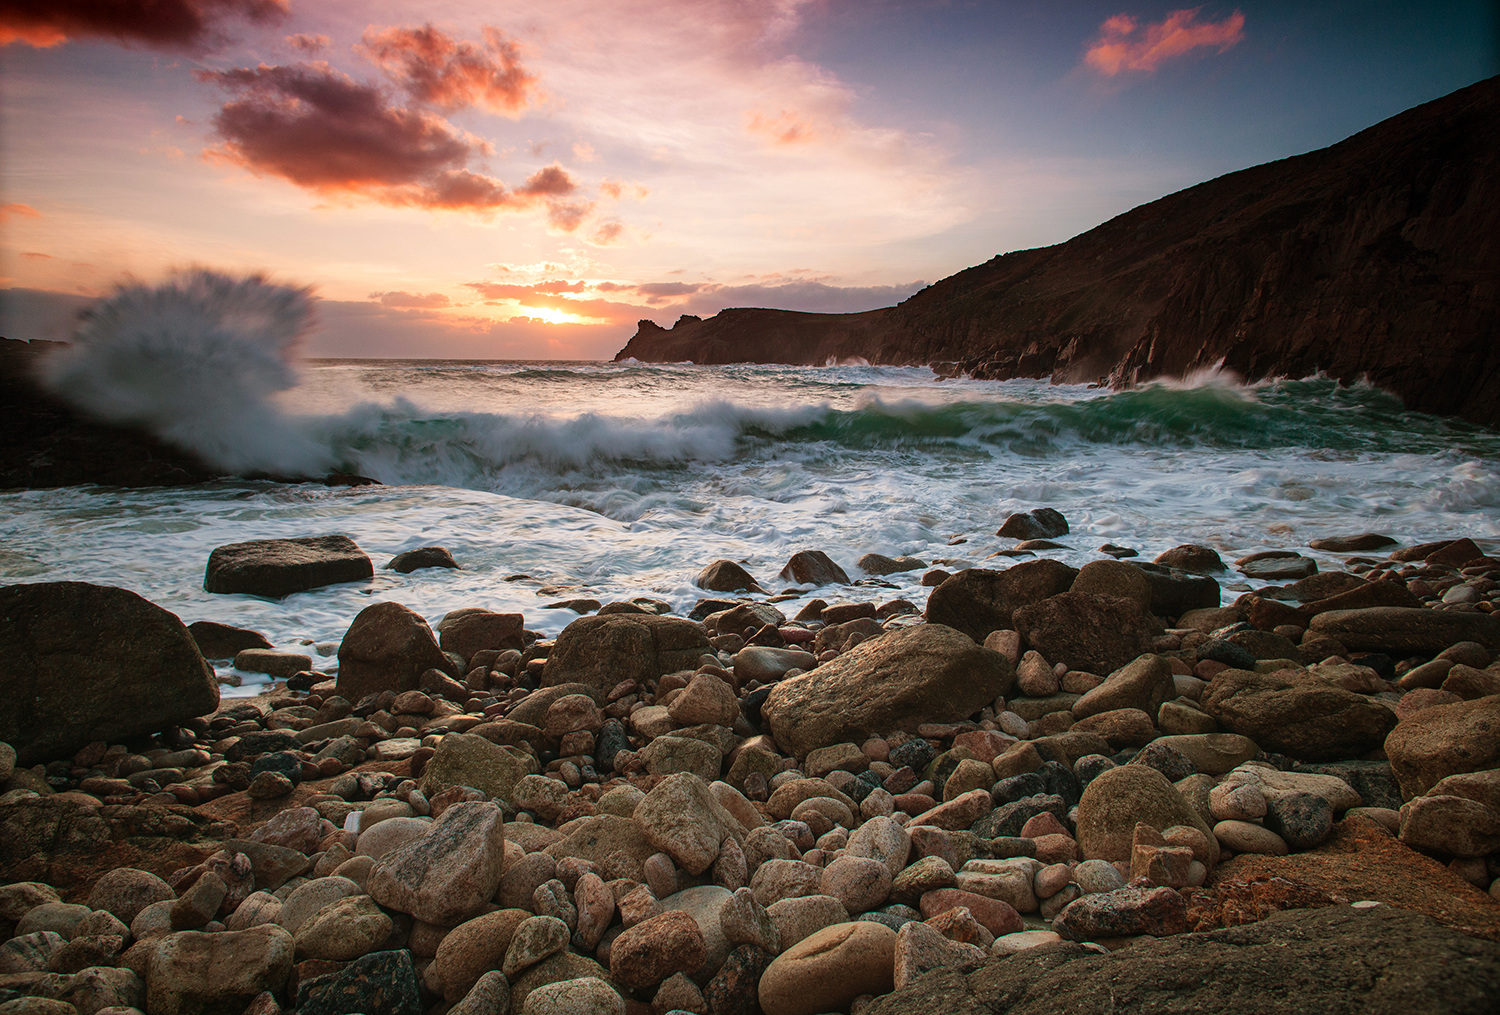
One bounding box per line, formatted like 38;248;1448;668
0;0;286;50
359;24;536;115
197;61;582;217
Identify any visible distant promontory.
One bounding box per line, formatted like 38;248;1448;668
615;77;1500;427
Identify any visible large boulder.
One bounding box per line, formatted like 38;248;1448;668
1013;592;1164;675
1071;654;1175;720
420;732;536;803
923;561;1077;644
1310;607;1500;655
335;602;453;702
996;508;1068;540
1127;562;1221;619
204;535;373;598
1074;765;1219;866
697;560;765;594
145;925;295;1015
1200;669;1398;761
763;624;1013;758
862;906;1500;1015
367;801;507;927
542;615;710;694
1385;694;1500;799
0;582;219;765
779;551;850;586
186;620;271;660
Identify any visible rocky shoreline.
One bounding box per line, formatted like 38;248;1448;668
2;522;1500;1014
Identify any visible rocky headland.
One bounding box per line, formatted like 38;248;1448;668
2;521;1499;1013
615;76;1500;428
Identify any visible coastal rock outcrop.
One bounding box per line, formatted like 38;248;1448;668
204;535;374;599
0;581;219;765
615;78;1500;428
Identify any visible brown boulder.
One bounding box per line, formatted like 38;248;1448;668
779;551;850;586
1309;607;1500;654
186;621;272;660
335;602;453;702
1074;765;1218;866
763;624;1013;758
1385;694;1500;799
923;560;1077;643
0;582;220;765
203;535;372;598
1296;581;1422;618
436;609;524;661
1200;668;1398;761
1013;592;1164;675
1069;560;1153;610
1152;545;1225;573
541;615;710;694
697;560;765;594
1070;654;1175;721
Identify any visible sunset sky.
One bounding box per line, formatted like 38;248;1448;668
1;1;1495;359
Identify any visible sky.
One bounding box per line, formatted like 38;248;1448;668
1;1;1495;360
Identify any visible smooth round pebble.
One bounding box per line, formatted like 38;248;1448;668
1213;819;1290;856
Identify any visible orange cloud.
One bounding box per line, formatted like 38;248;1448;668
197;62;583;219
371;291;451;308
286;33;329;53
1084;7;1245;76
359;24;537;116
0;0;286;50
747;109;815;146
0;203;42;220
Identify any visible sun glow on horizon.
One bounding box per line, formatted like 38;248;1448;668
506;305;604;326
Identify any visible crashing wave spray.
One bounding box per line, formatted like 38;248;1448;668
41;270;334;476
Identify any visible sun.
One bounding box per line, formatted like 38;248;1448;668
511;305;603;325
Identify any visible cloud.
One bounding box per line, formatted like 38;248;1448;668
467;276;927;316
197;61;583;217
0;203;42;220
747;109;815;146
0;0;286;50
286;33;328;53
1084;7;1246;76
371;290;451;307
359;24;537;116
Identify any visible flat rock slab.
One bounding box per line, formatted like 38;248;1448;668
864;904;1500;1015
205;535;373;599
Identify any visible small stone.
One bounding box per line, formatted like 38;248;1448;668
720;887;780;954
1213;819;1290;856
574;873;616;951
294;894;394;961
608;910;707;990
820;857;892;915
1052;886;1188;939
504;915;571;978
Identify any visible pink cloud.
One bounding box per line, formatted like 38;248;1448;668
358;24;537;116
0;202;42;220
0;0;286;50
1084;7;1245;76
286;33;329;53
371;291;451;308
197;61;583;218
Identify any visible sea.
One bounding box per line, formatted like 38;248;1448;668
4;274;1499;695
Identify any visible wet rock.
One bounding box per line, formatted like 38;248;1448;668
187;620;272;660
778;551;850;586
763;624;1013;757
438;610;525;660
858;553;926;576
697;560;765;595
0;582;219;766
1310;607;1500;655
335;602;452;702
1200;668;1397;761
386;546;459;573
204;535;373;598
1075;765;1218;865
996;509;1068;541
1153;545;1225;573
1070;654;1175;721
542;616;711;694
1386;695;1500;799
1013;593;1164;675
923;561;1078;644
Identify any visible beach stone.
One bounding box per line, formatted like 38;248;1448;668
752;859;824;908
1309;533;1397;552
204;535;371;598
766;895;848;950
1071;859;1124;895
820;856;892;914
997;509;1069;541
779;550;849;586
858;553;925;576
1311;607;1500;655
438;610;525;661
704;945;775;1015
522;975;622;1015
145;924;294;1015
1210;782;1267;822
891;856;956;904
503;915;571;978
1153;545;1224;573
1071;708;1155;748
608;911;706;990
720;887;779;953
0;997;76;1014
867;904;1500;1015
542;815;657;882
420;731;534;803
1263;791;1335;850
1442;664;1500;700
187;620;272;659
894;920;985;990
355;816;432;860
732;646;817;684
295;894;393;961
36;966;144;1014
1155;698;1215;737
510;952;615;1013
335;602;451;702
1399;794;1500;857
0;931;65;973
918;888;1023;938
85;870;172;926
295;949;422;1015
1075;765;1218;865
1200;668;1397;760
1128;563;1220;618
367;800;506;926
634;772;746;876
763;624;1013;757
667;674;739;727
1070;560;1154;610
844;815;910;877
641;734;720;784
225;892;282;931
757;921;895;1015
449;970;511;1015
1239;556;1317;580
0;582;220;766
1386;694;1500;798
386;546;459;573
1014;593;1164;675
697;560;764;594
430;909;527;1002
1070;654;1174;721
1150;733;1257;775
542;616;711;694
279;878;362;933
657;884;733;984
924;561;1078;643
1053;886;1188;939
1212;819;1289;855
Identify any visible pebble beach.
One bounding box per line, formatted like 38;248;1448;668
3;515;1500;1015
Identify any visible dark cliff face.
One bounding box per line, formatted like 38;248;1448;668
615;76;1500;426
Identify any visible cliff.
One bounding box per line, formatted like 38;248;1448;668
615;76;1500;426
